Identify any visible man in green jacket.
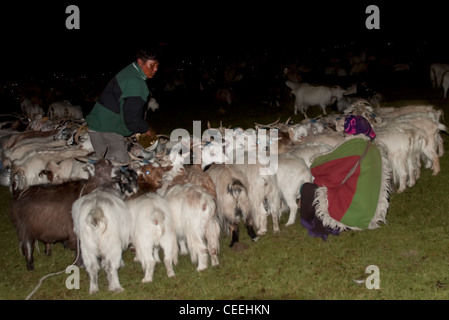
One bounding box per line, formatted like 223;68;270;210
86;48;159;165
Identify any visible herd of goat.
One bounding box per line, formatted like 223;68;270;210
1;80;448;294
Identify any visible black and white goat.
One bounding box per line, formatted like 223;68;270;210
206;163;258;247
234;162;282;236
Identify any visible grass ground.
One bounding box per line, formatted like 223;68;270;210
1;76;449;302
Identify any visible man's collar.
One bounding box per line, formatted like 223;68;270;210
132;62;148;80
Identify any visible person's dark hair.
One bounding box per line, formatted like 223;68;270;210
136;48;160;63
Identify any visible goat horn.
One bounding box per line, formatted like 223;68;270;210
110;159;131;167
264;118;280;127
156;134;170;141
74;124;87;144
254;122;273;129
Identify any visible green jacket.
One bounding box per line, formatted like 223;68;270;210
86;62;151;137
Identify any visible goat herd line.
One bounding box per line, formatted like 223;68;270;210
1;90;447;294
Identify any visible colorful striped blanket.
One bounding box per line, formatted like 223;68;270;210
300;137;391;240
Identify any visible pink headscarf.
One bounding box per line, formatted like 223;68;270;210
344;115;376;141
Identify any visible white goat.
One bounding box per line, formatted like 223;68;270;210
9;145;93;192
48;100;71;119
429;63;449;88
3;135;67;168
375;105;442;120
64;104;84;120
20;97;44;119
276;153;313;226
126;192;178;283
286;120;327;142
288;143;334;167
381;112;447;176
164;183;220;271
286;81;345;117
374;123;427;193
44;158;93;184
72;185;132;294
295;130;345;149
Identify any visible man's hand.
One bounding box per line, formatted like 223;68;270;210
138;128;158;149
144;128;156;137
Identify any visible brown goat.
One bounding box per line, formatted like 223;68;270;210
9;159;121;270
177;164;217;198
127;162;173;200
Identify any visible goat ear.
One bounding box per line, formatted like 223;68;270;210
163;165;173;172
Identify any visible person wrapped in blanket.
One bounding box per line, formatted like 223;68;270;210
299;114;390;240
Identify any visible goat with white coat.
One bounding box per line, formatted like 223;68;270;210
20;97;44;120
164;183;220;271
276;153;314;226
126;192;178;283
72;185;132;294
429;63;449;89
286;81;345;118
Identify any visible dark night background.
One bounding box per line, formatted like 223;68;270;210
2;1;447;79
1;1;448;121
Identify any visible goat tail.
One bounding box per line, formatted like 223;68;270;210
227;178;252;220
227;178;247;200
86;207;107;234
200;192;217;219
150;208;166;239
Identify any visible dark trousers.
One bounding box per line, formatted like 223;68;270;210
88;130;130;164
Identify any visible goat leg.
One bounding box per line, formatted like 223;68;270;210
22;240;34;271
229;223;239;247
244;217;259;242
44;243;52;256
